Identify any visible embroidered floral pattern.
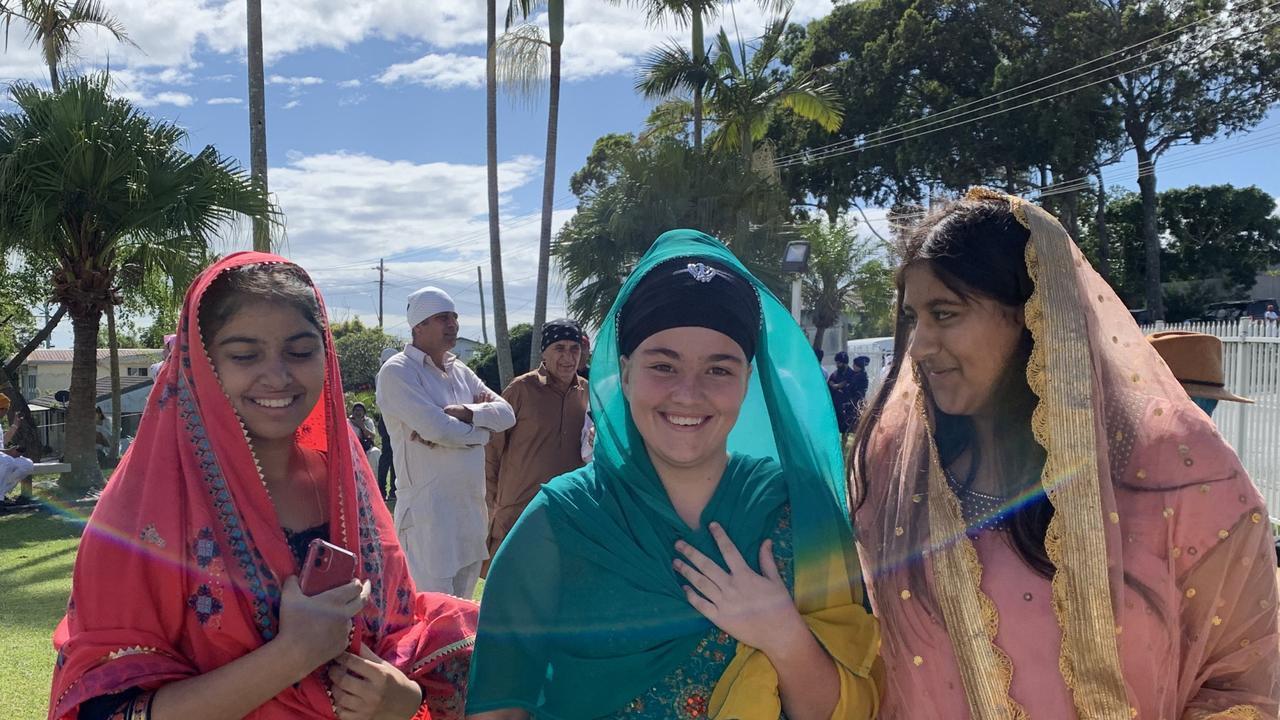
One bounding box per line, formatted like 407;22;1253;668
139;524;166;549
187;584;224;625
613;505;795;719
191;527;220;569
177;374;279;639
423;651;471;720
354;466;387;638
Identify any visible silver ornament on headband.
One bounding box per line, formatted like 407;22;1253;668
681;263;720;283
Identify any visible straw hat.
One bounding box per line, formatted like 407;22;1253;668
1147;331;1252;404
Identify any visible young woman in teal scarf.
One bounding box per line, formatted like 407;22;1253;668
467;230;880;720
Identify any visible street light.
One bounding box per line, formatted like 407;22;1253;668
781;240;811;323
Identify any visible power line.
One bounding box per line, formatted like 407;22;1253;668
772;4;1280;170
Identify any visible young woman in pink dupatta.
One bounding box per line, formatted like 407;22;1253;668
49;253;477;720
853;189;1278;719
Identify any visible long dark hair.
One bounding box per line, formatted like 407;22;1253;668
852;197;1055;578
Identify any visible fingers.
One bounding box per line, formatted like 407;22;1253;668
673;558;722;602
674;539;730;587
758;539;782;583
357;643;381;662
684;585;717;618
340;580;372;618
708;523;748;573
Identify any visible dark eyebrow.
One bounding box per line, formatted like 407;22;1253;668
286;331;321;342
640;347;680;360
903;297;965;313
707;353;745;365
218;336;261;346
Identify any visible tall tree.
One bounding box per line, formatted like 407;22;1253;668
628;0;719;150
0;76;275;492
246;0;270;252
487;0;514;388
800;219;883;351
497;0;565;368
0;0;132;91
1098;0;1280;319
639;16;843;167
555;137;791;327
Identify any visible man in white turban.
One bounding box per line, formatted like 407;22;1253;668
376;286;515;596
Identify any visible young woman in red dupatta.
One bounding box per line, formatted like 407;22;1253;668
50;253;477;720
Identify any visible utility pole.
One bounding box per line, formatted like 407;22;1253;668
477;266;490;345
42;303;51;348
372;259;385;329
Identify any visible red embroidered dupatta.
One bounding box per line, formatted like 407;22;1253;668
49;252;476;720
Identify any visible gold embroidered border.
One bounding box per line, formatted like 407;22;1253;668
1022;204;1130;718
915;377;1027;720
1185;705;1264;720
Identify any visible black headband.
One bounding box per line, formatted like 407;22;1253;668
619;257;761;361
542;318;585;352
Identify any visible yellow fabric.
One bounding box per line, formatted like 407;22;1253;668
708;603;881;720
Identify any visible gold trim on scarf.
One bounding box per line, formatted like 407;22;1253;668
917;383;1027;720
1022;202;1131;718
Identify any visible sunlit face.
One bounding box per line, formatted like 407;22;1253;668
412;311;459;356
351;405;366;420
542;340;582;385
207;300;325;443
620;327;751;474
902;264;1025;418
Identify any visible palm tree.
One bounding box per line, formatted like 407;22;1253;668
638;16;843;167
245;0;270;252
0;76;276;493
497;0;563;367
626;0;720;150
0;0;133;91
486;0;515;388
800;220;880;352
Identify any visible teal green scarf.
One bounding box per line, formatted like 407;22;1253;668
466;229;863;718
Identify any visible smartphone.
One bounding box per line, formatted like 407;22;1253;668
299;539;356;596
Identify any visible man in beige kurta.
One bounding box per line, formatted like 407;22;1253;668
485;319;589;561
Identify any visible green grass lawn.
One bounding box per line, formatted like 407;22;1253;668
0;509;84;720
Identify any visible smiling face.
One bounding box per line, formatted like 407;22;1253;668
620;326;751;476
542;340;582;385
207;300;326;443
412;311;459;357
902;264;1025;418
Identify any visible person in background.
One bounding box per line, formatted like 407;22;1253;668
1265;304;1278;322
826;351;868;443
377;286;515;598
49;254;478;720
576;332;592;381
1147;331;1253;418
484;319;590;565
150;334;176;378
0;394;36;508
94;407;112;466
348;402;377;456
376;347;399;501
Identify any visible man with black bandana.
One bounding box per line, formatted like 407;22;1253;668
484;318;590;564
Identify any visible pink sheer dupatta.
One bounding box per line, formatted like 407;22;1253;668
855;190;1278;719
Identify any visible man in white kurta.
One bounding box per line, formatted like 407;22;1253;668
377;287;515;597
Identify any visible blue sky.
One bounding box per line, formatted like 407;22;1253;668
3;0;1276;347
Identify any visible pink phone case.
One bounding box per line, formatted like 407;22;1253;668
299;539;356;596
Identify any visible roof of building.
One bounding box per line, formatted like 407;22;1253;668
22;348;161;364
29;375;155;409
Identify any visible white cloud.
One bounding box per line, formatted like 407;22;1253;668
377;53;485;90
268;151;572;339
282;99;302;109
207;96;244;105
268;74;325;87
338;79;363;88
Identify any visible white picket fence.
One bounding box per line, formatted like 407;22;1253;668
1140;320;1280;518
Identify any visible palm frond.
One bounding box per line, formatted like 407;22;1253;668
778;85;844;131
66;0;134;46
496;23;550;105
635;41;703;99
505;0;546;29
